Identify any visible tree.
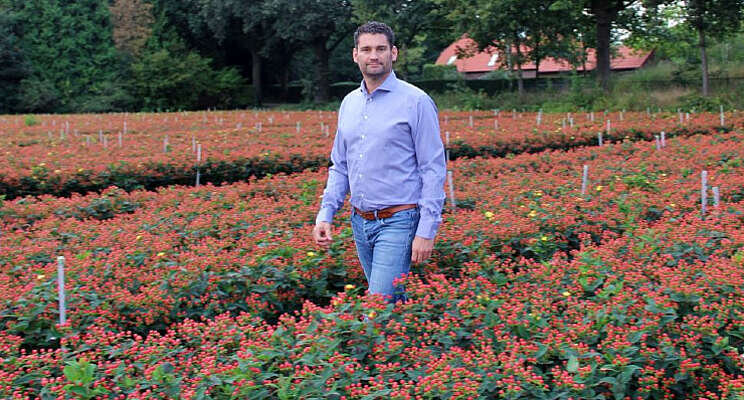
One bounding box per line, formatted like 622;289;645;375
446;0;578;95
109;0;155;57
0;8;30;113
680;0;744;96
11;0;123;112
269;0;355;103
193;0;277;106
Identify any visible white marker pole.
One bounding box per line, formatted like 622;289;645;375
57;256;66;325
195;143;202;187
296;121;301;133
118;131;122;147
712;186;720;208
655;135;661;150
447;170;456;209
494;118;499;130
598;131;603;146
720;105;725;126
661;131;666;148
581;165;589;195
469;115;474;128
163;135;168;153
606;119;611;138
701;170;708;218
445;131;450;147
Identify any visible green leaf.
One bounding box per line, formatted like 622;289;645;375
567;356;579;373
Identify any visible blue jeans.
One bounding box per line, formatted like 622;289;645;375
351;207;419;304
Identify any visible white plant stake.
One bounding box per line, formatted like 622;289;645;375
712;186;720;208
720;105;725;126
196;143;202;187
494;118;499;130
606;119;611;137
701;170;708;218
123;121;127;135
655;135;661;150
598;131;603;146
661;131;666;147
469;115;473;128
581;165;589;195
57;256;66;325
118;131;122;147
163;136;168;153
296;121;301;133
445;131;450;147
620;109;624;121
590;112;595;122
537;109;542;126
447;170;456;209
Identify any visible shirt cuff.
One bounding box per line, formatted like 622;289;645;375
316;207;336;225
415;215;440;240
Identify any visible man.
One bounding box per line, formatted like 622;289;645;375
312;21;446;304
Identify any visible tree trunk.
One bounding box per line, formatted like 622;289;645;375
314;41;330;103
594;9;612;91
515;39;524;96
250;45;262;106
698;25;710;96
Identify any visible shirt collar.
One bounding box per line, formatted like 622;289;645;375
360;70;398;95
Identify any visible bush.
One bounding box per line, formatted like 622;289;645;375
421;63;459;80
130;47;250;111
23;114;39;126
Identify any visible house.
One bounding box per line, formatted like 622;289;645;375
435;37;654;79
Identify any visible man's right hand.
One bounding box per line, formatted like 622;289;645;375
313;221;333;247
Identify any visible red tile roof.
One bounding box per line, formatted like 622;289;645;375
435;37;653;74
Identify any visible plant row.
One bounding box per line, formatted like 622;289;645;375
1;111;740;199
1;133;744;398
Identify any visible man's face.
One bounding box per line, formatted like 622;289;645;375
353;33;398;80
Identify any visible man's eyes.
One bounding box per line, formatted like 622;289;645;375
360;47;388;52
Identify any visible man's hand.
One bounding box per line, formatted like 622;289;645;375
313;221;333;247
411;236;434;264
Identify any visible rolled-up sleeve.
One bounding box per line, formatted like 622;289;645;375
316;118;350;224
411;95;446;239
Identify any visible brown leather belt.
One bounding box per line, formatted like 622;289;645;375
354;204;417;220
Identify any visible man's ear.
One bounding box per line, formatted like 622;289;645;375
353;47;358;63
391;45;398;62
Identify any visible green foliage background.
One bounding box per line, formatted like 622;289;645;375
0;0;742;113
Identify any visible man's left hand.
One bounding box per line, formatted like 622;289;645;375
411;236;434;264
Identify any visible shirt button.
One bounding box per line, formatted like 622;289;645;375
361;135;365;139
359;154;363;158
364;115;368;120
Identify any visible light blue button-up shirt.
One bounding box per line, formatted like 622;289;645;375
316;71;446;239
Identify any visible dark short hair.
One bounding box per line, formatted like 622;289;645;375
354;21;395;48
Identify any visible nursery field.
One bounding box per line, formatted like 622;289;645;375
1;110;744;399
